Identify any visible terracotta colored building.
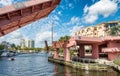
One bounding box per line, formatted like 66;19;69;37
75;20;120;37
53;36;120;61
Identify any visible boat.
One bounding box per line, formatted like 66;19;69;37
8;58;15;61
1;51;9;57
0;50;16;57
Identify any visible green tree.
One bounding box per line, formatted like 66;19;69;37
59;35;70;41
16;45;21;50
0;44;5;55
35;48;42;52
9;43;17;51
109;24;120;36
23;47;29;50
48;46;54;51
0;44;5;50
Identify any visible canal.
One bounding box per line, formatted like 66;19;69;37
0;52;119;76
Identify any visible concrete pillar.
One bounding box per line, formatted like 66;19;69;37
79;44;85;58
53;48;58;59
92;44;99;59
64;47;70;61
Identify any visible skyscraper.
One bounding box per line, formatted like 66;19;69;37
28;39;35;48
20;39;25;49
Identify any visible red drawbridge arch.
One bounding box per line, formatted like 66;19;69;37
0;0;61;37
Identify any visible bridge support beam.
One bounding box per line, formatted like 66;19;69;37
53;48;58;59
64;47;70;61
92;44;99;59
79;44;85;58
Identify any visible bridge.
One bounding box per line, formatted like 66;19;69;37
0;0;61;37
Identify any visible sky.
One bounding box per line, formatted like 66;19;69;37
0;0;120;47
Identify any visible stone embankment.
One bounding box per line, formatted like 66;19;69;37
48;57;109;71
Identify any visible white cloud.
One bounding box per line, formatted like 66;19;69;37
70;25;84;36
35;31;57;47
84;14;98;24
84;5;89;13
71;17;80;24
53;15;59;21
36;31;52;42
66;16;81;25
32;14;59;44
59;16;82;35
9;30;23;39
112;0;120;3
83;0;118;24
58;11;62;15
68;3;74;8
0;0;13;6
0;36;5;43
0;29;28;45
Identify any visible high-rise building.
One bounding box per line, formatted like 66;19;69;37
20;39;25;48
28;39;35;48
75;20;120;37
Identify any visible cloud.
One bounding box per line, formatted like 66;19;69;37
31;14;60;47
70;25;84;36
36;31;52;42
63;17;84;36
58;11;62;15
35;31;57;47
66;16;81;25
9;30;23;39
60;0;74;10
0;0;13;6
68;3;74;8
56;16;82;37
0;29;27;45
83;0;118;24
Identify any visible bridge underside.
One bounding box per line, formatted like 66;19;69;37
0;0;60;37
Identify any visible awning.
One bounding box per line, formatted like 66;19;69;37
102;47;120;53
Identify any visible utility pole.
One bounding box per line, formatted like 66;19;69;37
51;23;54;44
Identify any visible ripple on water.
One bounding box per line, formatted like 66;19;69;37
0;53;119;76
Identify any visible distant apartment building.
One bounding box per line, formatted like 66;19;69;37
20;39;25;48
75;21;120;37
28;39;35;48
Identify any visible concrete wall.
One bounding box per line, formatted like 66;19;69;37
108;41;120;60
108;41;120;47
108;52;120;60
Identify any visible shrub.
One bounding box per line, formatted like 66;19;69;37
113;58;120;65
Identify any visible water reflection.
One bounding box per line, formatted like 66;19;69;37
53;63;119;76
65;66;71;76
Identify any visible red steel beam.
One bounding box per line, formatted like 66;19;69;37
0;0;61;36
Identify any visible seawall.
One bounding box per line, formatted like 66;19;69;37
48;57;109;71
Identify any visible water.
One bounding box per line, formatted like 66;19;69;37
0;53;119;76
